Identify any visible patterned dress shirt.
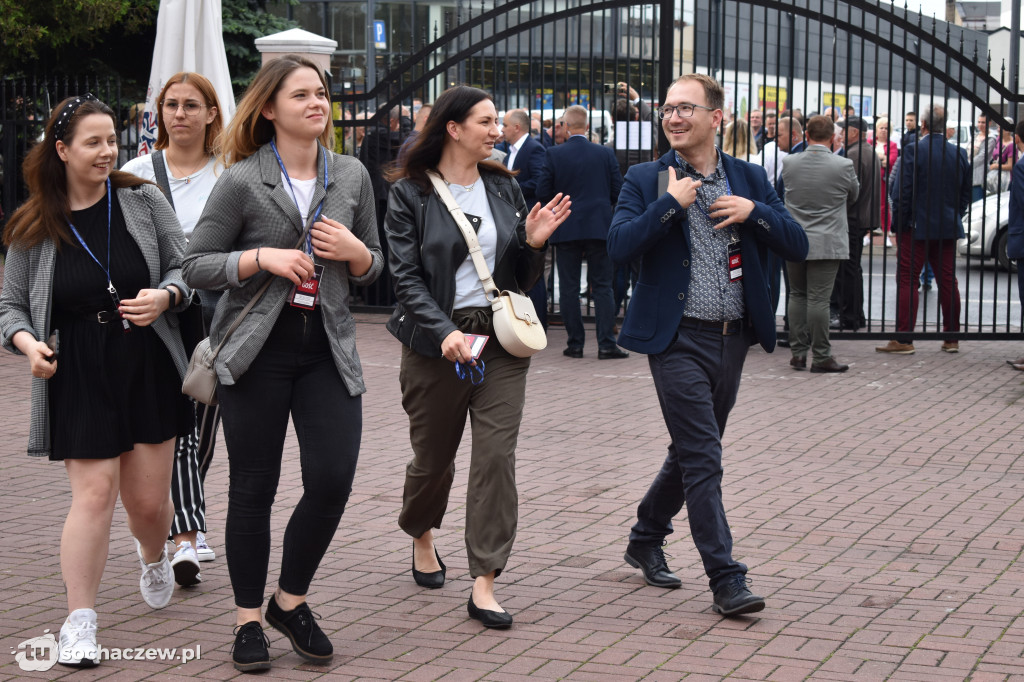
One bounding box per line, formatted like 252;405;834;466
675;150;745;321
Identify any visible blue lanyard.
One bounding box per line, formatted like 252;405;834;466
67;177;114;289
270;140;328;255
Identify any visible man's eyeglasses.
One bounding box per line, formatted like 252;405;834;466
161;100;206;116
658;103;716;119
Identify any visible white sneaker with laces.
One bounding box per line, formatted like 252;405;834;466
58;608;99;667
195;531;216;562
135;538;174;608
171;541;202;586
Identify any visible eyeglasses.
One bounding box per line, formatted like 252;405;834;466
161;100;206;116
658;103;716;119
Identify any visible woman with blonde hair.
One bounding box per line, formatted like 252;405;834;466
722;118;759;161
183;54;383;671
872;116;898;248
0;94;192;667
123;70;225;586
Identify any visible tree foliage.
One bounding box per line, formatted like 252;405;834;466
222;0;296;90
0;0;158;75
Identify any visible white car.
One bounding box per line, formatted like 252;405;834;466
958;190;1014;272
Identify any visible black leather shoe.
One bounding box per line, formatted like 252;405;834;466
790;356;806;370
468;593;513;629
265;595;333;664
623;541;682;588
231;621;271;673
563;347;584;358
412;545;446;589
598;347;628;360
810;357;849;373
712;574;765;617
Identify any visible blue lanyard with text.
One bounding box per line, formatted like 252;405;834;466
66;178;130;331
270;140;328;256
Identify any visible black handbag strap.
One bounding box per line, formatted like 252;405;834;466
150;150;176;212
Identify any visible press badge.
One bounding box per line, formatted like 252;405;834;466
290;264;325;309
727;241;743;282
464;334;489;360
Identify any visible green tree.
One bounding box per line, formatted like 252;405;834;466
222;0;296;90
0;0;158;75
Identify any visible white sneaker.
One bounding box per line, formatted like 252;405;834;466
135;538;174;608
58;608;99;667
195;531;216;562
885;236;894;248
863;234;871;246
171;541;202;586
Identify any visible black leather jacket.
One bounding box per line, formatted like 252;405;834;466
385;169;546;357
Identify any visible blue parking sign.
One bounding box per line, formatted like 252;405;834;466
374;20;386;49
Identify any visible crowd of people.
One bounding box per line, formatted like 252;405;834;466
1;60;1022;675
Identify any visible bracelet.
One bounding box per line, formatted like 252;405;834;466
255;247;262;271
526;236;545;250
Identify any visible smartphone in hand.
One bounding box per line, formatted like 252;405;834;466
45;330;60;363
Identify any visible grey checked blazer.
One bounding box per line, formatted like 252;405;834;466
181;143;382;396
0;183;192;457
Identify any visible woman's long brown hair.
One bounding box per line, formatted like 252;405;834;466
218;54;334;167
3;97;148;250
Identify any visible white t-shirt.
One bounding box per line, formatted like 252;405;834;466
450;182;498;310
284;174;318;226
121;154;221;236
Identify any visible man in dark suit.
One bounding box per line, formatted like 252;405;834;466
832;116;880;332
878;105;971;354
608;73;807;616
1005;120;1024;368
536;105;625;359
503;109;550;327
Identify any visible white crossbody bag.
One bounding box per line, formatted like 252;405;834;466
427;171;547;357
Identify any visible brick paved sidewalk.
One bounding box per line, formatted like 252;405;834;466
2;315;1023;680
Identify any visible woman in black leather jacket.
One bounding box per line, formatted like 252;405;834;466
384;85;569;628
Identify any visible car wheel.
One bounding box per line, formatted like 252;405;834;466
995;229;1017;273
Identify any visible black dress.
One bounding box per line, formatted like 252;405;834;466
48;191;190;461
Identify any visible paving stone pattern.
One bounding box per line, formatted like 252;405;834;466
1;313;1023;680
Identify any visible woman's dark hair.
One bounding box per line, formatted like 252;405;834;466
4;96;149;250
387;85;514;192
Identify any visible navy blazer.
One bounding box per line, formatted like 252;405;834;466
505;134;547;206
536;135;623;243
895;133;971;240
608;150;808;355
1008;156;1024;259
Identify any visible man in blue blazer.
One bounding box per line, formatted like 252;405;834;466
503;109;550;327
1006;120;1024;368
608;73;808;617
536;105;625;358
877;106;970;355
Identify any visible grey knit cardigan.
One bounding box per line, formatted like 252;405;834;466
0;183;192;457
181;144;382;396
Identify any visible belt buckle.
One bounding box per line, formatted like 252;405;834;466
96;310;115;323
722;320;729;335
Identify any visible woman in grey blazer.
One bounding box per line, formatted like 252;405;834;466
182;55;382;673
0;95;192;667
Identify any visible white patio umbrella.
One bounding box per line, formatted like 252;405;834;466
137;0;235;155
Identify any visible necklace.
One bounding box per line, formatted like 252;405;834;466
444;178;477;191
166;155;208;184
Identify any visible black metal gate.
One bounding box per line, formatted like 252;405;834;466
335;0;1023;339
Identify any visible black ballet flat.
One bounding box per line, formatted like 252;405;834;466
467;592;513;629
411;546;446;589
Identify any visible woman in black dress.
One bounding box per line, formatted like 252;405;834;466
0;95;192;668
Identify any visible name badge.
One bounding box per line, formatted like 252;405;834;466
464;334;489;360
290;264;325;309
727;241;743;282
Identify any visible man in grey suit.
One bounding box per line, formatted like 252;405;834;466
780;115;859;372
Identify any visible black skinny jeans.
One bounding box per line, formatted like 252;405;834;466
217;305;362;608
